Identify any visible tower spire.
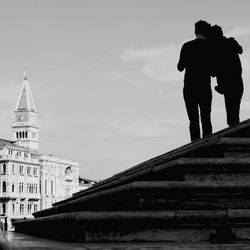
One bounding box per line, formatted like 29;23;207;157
15;72;36;112
12;72;39;151
24;71;28;81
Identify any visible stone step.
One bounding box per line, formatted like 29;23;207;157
13;209;250;243
34;158;250;219
145;157;250;182
219;138;250;158
219;137;250;145
185;137;250;158
33;181;250;218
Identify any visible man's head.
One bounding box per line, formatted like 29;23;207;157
195;20;211;37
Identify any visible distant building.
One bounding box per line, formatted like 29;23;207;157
0;139;40;230
39;155;79;209
0;73;80;230
12;72;39;152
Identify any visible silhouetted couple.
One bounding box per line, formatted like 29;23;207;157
177;20;244;142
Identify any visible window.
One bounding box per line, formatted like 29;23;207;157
2;181;6;192
12;164;15;174
28;203;32;214
27;166;31;175
12;184;15;192
2;203;6;214
25;131;28;138
2;163;6;174
34;204;38;212
12;203;15;215
16;132;18;139
19;182;24;193
66;187;70;197
19;165;24;175
51;181;53;196
20;203;24;215
33;167;37;176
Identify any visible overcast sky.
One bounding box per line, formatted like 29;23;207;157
0;0;250;180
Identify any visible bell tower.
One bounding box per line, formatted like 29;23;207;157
12;72;39;151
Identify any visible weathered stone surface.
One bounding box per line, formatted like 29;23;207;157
13;119;250;243
3;231;250;250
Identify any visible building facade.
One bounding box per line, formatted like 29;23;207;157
0;73;80;230
0;140;40;230
39;155;79;209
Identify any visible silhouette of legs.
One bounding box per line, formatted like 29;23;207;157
184;87;200;141
222;76;243;127
224;91;243;127
200;89;212;136
183;86;212;141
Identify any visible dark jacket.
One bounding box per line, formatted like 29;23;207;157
177;38;212;88
215;37;242;79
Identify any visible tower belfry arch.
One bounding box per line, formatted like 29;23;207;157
12;72;39;151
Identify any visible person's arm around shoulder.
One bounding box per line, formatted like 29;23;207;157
228;37;243;54
177;44;186;72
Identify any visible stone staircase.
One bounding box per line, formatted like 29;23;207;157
13;119;250;243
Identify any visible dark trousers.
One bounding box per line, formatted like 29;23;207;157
224;90;243;127
218;75;243;127
183;85;212;141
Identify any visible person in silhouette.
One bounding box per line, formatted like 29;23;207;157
177;20;213;141
210;25;244;127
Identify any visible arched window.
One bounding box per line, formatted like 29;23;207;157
2;163;6;174
2;181;6;192
22;131;25;138
12;184;15;192
16;132;18;139
19;131;22;138
25;131;28;138
2;203;6;214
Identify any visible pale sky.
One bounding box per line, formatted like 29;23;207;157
0;0;250;180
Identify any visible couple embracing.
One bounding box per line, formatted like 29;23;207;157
178;20;244;142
